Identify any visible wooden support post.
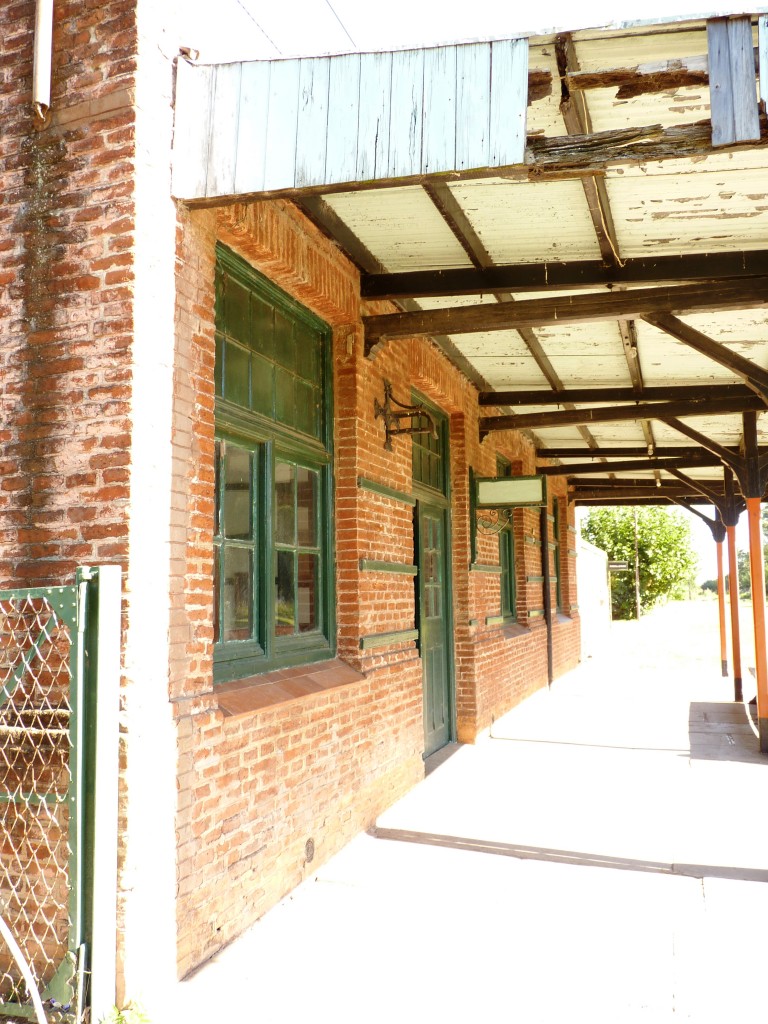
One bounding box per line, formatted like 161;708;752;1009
727;523;743;702
716;540;728;676
746;497;768;750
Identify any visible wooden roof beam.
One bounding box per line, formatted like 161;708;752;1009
538;456;720;475
360;250;768;300
537;445;736;458
480;394;765;433
481;385;755;406
365;278;768;349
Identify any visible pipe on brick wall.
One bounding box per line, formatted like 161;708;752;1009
32;0;54;129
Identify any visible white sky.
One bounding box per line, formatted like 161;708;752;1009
177;0;768;62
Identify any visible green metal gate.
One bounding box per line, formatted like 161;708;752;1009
0;575;91;1021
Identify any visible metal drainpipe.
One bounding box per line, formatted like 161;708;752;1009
33;0;55;129
540;504;553;686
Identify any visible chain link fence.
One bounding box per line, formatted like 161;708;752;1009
0;593;75;1015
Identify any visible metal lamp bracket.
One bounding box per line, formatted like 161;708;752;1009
374;380;438;451
475;508;514;535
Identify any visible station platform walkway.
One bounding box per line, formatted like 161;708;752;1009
175;600;768;1023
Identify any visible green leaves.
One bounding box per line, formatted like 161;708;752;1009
582;507;697;619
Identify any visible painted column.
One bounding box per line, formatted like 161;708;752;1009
726;524;743;702
746;497;768;751
716;539;728;677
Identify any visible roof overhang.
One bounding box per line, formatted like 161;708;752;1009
173;13;768;515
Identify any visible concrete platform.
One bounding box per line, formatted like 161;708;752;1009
172;601;768;1023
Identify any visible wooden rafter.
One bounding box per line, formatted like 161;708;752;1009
537;445;740;458
480;394;765;433
482;385;756;406
360;250;768;300
538;456;720;475
421;180;602;452
364;278;768;348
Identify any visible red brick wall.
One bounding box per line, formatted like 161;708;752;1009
172;197;580;975
0;0;137;588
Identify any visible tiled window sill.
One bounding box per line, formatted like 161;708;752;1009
216;658;366;717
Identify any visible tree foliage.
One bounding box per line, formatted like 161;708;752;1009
581;507;697;620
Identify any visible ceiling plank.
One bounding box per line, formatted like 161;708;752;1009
360;250;768;299
482;384;756;406
642;312;768;394
365;278;768;347
480;394;766;432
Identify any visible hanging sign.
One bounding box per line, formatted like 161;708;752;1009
474;474;547;509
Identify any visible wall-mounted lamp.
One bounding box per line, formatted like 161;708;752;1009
374;380;438;451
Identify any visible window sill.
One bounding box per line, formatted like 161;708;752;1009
215;658;366;717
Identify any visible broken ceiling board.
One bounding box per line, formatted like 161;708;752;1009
584;83;711;134
604;162;768;258
445;178;603;264
572;26;711;73
322;187;472;272
172;38;528;199
527;43;568;138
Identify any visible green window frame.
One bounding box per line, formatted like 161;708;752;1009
497;457;517;620
213;245;335;683
552;498;562;613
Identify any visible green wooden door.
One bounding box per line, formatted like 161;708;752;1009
417;502;452;756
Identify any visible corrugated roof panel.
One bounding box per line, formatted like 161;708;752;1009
446;178;603;263
323;186;472;271
605;163;768;257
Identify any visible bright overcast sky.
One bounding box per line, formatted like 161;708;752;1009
177;0;768;62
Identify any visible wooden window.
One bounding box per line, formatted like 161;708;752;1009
213;245;334;683
552;498;562;613
497;457;517;620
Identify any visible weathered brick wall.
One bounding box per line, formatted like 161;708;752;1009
172;196;580;975
0;0;137;588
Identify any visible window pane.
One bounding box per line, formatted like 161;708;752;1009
224;340;250;407
297;553;317;632
251;353;273;417
223;446;252;540
275;550;295;635
213;545;221;642
296;467;317;547
275;462;295;545
222;546;253;641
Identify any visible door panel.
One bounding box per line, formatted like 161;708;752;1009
417;503;452;755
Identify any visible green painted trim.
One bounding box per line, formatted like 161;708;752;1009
360;559;418;575
524;535;542;547
358;476;416;506
359;628;419;650
470;562;503;574
528;609;545;618
526;575;544;583
469;618;480;626
485;614;506;626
